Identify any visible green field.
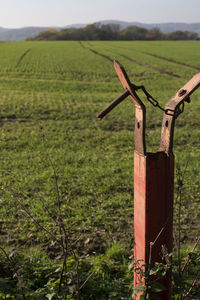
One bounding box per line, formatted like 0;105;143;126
0;41;200;299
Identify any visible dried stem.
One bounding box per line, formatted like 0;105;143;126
79;271;95;290
175;161;188;277
0;246;11;262
44;146;84;299
182;235;200;273
144;214;171;299
16;197;58;241
182;274;199;299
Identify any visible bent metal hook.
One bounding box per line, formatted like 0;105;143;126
98;60;146;156
159;73;200;155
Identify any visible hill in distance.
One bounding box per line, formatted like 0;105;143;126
0;26;61;41
0;21;200;41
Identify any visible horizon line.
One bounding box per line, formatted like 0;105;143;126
1;20;200;30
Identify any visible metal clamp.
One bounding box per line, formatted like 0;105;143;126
159;73;200;154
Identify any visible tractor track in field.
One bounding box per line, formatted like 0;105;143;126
85;44;182;78
118;54;180;78
141;51;200;71
99;42;199;74
88;48;113;62
86;47;146;78
87;46;180;78
15;48;31;68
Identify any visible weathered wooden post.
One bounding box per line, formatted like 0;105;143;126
98;60;200;299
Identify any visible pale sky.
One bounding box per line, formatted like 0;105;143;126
0;0;200;29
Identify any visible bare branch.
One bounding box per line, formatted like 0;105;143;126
182;235;200;273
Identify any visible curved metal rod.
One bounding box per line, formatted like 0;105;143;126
159;73;200;155
114;60;146;155
98;89;130;120
97;60;146;155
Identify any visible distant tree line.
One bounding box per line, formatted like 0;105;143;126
26;23;200;41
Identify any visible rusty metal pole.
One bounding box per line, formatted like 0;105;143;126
134;145;174;299
97;61;200;299
134;74;200;299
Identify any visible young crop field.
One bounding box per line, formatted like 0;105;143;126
0;40;199;299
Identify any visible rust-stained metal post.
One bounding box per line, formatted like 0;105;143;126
97;61;200;299
134;152;174;299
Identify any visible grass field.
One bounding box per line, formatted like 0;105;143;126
0;41;200;299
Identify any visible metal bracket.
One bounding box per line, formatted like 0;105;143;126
98;60;146;155
159;73;200;155
98;60;200;157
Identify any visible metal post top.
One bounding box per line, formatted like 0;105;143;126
97;61;200;156
159;72;200;154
